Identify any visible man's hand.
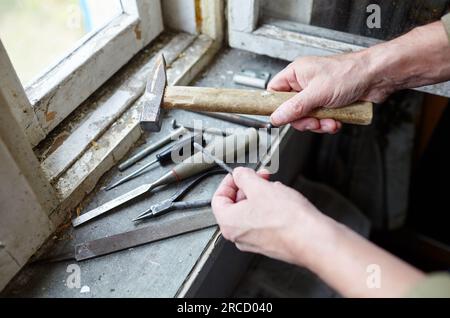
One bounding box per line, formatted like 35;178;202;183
268;20;450;134
268;52;385;133
211;168;425;297
211;167;333;266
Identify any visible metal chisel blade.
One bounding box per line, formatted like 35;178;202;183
75;211;217;261
72;183;153;227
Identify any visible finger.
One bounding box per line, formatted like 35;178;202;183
267;64;297;92
214;199;249;227
235;189;246;202
257;169;271;180
318;119;339;134
235;169;270;202
212;174;238;209
270;87;324;126
291;118;320;131
232;167;269;200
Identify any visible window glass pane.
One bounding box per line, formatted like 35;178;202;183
0;0;123;86
261;0;450;41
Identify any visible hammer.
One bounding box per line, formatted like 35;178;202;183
140;54;373;132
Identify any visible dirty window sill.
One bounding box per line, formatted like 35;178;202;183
34;31;219;226
4;48;294;297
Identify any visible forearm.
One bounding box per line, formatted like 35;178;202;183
365;21;450;95
293;215;424;298
300;21;446;297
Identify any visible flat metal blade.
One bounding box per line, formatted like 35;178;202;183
75;211;217;261
140;54;167;132
72;183;153;227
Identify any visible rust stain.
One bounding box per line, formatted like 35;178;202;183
195;0;203;33
91;140;100;150
134;24;142;40
46;111;57;122
45;131;69;157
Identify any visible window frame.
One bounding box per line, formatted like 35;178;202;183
2;0;164;146
228;0;450;98
0;0;224;291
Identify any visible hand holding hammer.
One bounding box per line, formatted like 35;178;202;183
140;54;373;132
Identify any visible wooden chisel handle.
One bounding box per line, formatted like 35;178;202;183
164;86;373;126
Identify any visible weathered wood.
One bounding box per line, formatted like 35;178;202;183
164;86;373;125
200;0;225;42
0;40;45;146
51;36;217;224
41;33;196;183
228;0;260;32
162;0;197;34
29;15;138;133
262;0;313;24
0;86;58;216
122;0;164;45
28;8;164;136
0;87;56;291
167;35;215;85
3;48;286;298
229;19;450;98
265;18;381;47
0;140;55;287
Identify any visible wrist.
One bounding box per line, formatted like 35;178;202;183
285;209;345;270
363;21;450;95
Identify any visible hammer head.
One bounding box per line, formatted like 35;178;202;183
140;54;167;132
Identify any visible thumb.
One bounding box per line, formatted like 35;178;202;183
235;169;271;202
232;167;269;200
270;87;324;126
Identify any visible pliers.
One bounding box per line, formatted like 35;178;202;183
132;169;226;222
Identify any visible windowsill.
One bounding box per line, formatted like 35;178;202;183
229;17;450;98
3;47;295;297
34;31;218;226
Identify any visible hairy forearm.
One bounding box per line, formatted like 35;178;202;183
289;214;424;298
365;21;450;95
295;21;447;296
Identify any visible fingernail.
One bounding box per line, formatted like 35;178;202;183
271;110;288;125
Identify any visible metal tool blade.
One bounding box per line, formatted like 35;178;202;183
140;54;167;132
105;157;159;191
72;183;153;227
193;143;234;174
75;211;217;261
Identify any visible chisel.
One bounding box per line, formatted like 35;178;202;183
72;128;259;227
106;133;205;191
118;126;187;171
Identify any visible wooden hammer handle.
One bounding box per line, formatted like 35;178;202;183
164;86;373;125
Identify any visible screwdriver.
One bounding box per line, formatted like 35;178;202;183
105;133;205;191
72;128;259;227
118;126;187;171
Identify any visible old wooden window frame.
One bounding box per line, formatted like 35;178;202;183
1;0;224;291
4;0;164;146
228;0;450;98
